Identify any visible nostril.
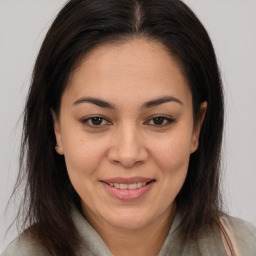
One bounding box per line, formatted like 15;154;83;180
107;140;148;168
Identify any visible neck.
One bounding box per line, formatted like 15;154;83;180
84;204;176;256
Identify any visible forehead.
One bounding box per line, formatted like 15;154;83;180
64;39;191;106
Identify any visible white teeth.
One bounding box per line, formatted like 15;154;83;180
137;182;143;188
114;183;120;189
128;183;137;190
120;184;128;189
108;182;147;190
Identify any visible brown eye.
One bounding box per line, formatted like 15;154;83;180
152;116;165;125
145;115;175;127
91;117;103;126
82;116;111;128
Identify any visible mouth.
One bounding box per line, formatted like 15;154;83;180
103;180;155;190
100;177;156;200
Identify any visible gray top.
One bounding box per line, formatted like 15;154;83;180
1;206;256;256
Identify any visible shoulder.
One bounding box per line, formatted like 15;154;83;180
184;215;256;256
228;215;256;254
1;234;49;256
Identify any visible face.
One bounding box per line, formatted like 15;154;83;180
53;39;206;232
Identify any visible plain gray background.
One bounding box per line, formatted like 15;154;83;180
1;0;256;252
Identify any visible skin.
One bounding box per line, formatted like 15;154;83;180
53;39;207;255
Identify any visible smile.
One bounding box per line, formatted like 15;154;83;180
101;177;155;200
107;182;147;190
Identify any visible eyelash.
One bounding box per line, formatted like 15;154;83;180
81;116;112;128
144;115;175;127
81;115;175;128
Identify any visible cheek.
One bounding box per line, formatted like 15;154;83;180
62;131;108;180
151;133;192;202
63;137;108;204
151;130;192;173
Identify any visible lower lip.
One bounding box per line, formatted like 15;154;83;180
102;182;154;201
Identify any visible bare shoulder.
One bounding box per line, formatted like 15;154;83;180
1;234;49;256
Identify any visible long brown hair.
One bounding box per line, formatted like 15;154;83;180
14;0;224;255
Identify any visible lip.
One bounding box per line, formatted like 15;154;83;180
100;177;156;201
102;177;154;184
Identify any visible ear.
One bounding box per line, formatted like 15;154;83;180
190;102;207;153
51;110;64;155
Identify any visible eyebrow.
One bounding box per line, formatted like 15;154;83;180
72;96;183;109
73;97;115;109
142;96;183;109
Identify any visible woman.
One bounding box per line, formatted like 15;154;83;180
2;0;256;255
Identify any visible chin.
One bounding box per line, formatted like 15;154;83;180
105;209;155;230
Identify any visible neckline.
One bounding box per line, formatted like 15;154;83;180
71;204;182;255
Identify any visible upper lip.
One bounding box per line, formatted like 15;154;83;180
101;177;155;184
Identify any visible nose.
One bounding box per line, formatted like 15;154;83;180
108;124;148;168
